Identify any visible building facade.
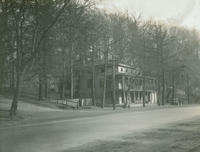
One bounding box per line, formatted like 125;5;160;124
75;61;158;107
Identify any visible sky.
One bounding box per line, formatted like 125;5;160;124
96;0;200;30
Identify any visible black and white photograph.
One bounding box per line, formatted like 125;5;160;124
1;0;200;151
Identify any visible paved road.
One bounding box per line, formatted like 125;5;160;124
1;106;200;152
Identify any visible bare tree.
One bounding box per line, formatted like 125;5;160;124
8;0;71;118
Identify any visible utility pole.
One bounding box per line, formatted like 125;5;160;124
102;42;108;108
112;58;116;110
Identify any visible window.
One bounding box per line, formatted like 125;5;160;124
99;79;104;88
107;81;111;88
139;79;142;86
100;68;105;73
87;79;92;89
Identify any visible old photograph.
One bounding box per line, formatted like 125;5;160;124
1;0;200;151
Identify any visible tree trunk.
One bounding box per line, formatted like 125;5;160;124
70;64;73;99
157;77;161;106
186;74;190;104
92;57;96;106
78;70;82;106
161;69;165;105
42;46;48;99
143;77;146;107
9;61;15;92
172;72;175;101
10;15;21;118
112;59;116;110
44;76;48;99
38;73;43;101
59;78;64;100
160;44;165;106
70;45;74;99
10;72;22;118
142;36;146;108
61;56;66;100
